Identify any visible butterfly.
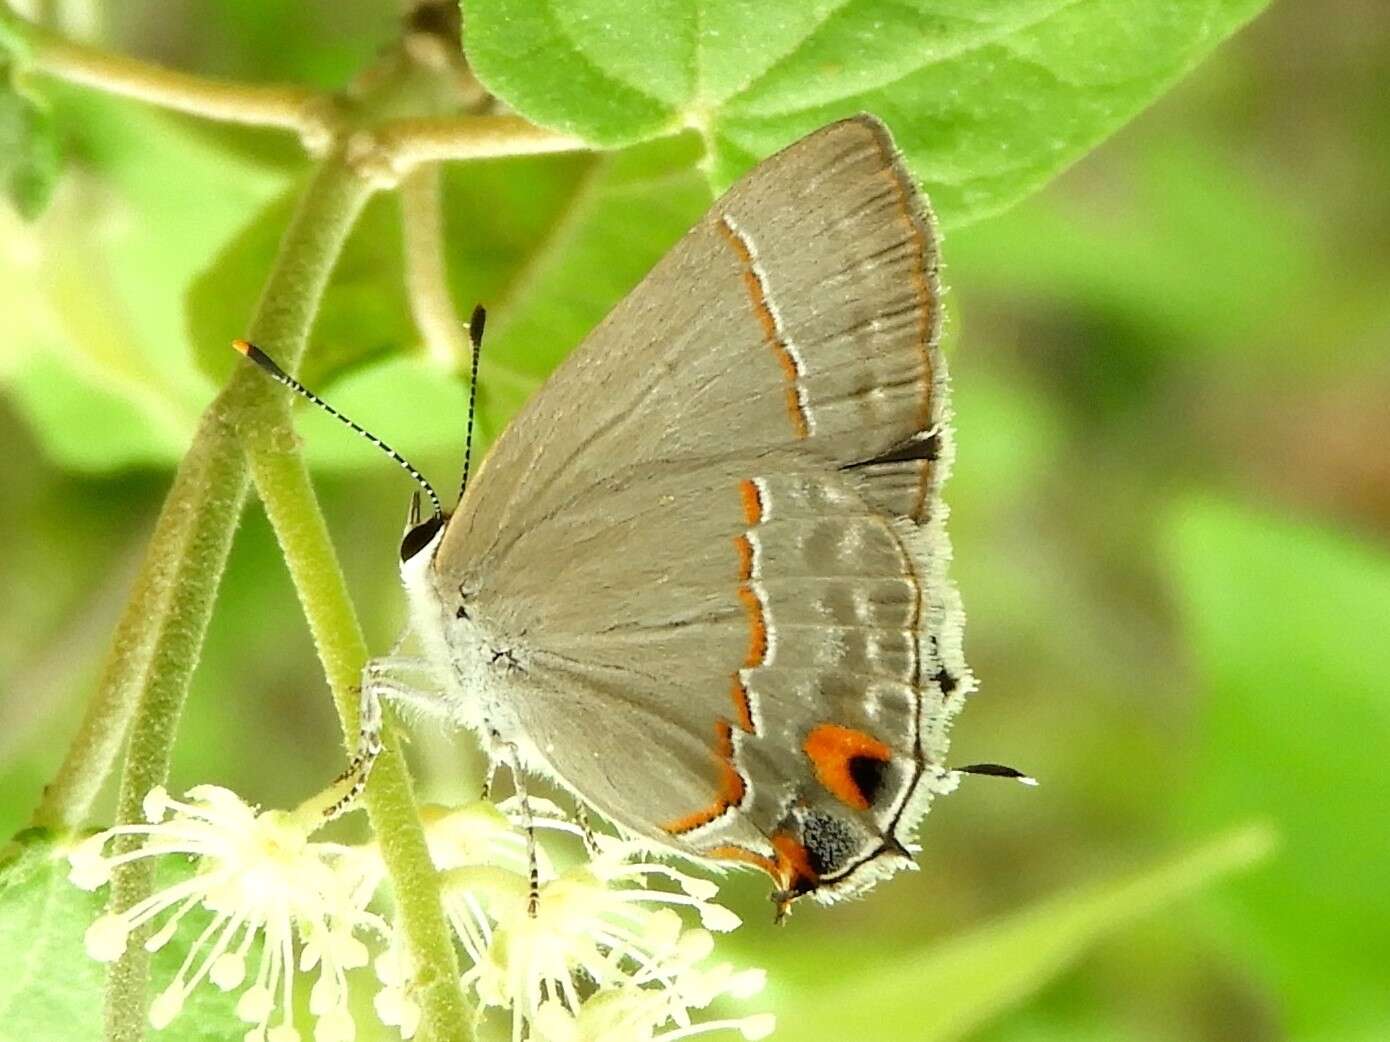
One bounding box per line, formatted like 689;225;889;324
239;114;1027;917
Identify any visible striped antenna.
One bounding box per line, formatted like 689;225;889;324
231;339;444;521
458;304;486;502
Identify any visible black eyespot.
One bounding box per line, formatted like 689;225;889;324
400;516;444;561
932;668;958;696
848;755;889;808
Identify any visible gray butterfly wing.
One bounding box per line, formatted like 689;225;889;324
433;115;968;903
447;114;945;565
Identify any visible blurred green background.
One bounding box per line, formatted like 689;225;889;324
2;3;1388;1041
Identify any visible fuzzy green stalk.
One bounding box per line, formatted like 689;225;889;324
100;154;375;1042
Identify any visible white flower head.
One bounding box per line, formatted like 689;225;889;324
70;787;771;1042
69;785;384;1042
391;798;773;1042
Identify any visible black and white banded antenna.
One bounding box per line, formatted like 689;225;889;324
231;338;444;523
458;304;486;502
954;762;1039;786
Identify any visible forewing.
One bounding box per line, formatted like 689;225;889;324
444;114;947;580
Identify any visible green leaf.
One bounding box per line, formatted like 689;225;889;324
468;133;709;445
6;351;189;469
189;134;709;471
0;86;286;471
188;184;409;391
1168;500;1390;1037
462;0;1272;225
0;53;60;219
0;832;107;1042
0;832;248;1042
774;825;1274;1042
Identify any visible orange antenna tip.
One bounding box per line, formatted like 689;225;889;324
231;338;252;355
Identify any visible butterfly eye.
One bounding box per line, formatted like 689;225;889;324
400;516;444;561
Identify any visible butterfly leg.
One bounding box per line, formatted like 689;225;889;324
492;732;540;918
572;800;600;858
323;674;384;822
480;757;498;801
323;653;445;821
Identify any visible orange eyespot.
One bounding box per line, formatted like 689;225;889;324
803;724;892;810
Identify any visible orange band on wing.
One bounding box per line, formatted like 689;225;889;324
737;585;767;667
661;720;746;835
717;217;811;439
733;534;754;581
803;723;893;811
706;843;778;878
705;834;822;898
772;831;820;894
729;673;755;733
739;479;763;525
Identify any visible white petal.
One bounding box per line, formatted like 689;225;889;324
332;933;369;970
143;786;171;823
149;985;184;1029
313;1007;355;1042
374;947;406;987
309;974;335;1016
267;1025;301;1042
211;952;247;991
299;941;322;973
531;1001;577;1042
397;999;421;1040
727;968;766;999
373;988;405;1027
739;1013;777;1040
236;985;275;1024
678;876;720;902
84;913;130;962
143;914;182;953
697;904;741;933
184;783;244;807
676;928;715;963
67;836;112;890
641;908;684;949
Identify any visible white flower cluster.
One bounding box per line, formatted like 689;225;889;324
69;787;773;1042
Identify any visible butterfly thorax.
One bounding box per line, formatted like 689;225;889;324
399;526;535;750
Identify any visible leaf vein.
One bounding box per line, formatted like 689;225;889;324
722;0;1086;121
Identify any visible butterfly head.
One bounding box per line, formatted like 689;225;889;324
400;490;447;564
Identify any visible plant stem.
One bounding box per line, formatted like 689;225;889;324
6;13;333;143
101;153;374;1042
248;448;472;1042
30;482;197;830
395;161;544;400
401;163;474;373
100;430;248;1042
355;113;586;183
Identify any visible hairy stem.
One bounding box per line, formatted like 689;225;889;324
401;163;473;373
353;113;586;184
31;479;196;830
101;154;373;1042
99;430;247;1042
4;14;334;143
248;448;471;1041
